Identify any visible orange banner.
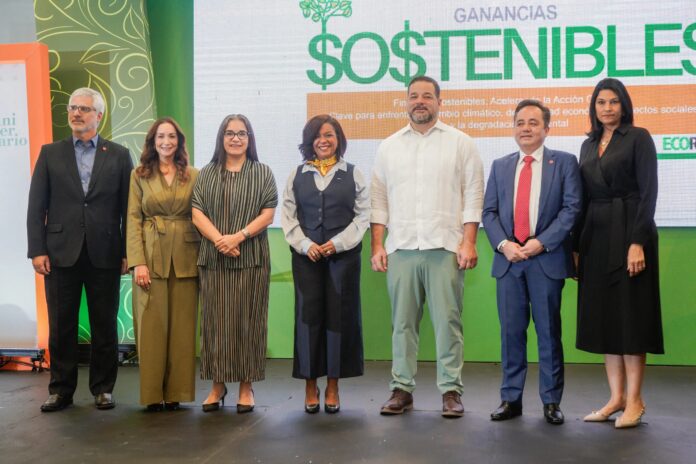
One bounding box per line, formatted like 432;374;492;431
0;42;52;370
307;84;696;139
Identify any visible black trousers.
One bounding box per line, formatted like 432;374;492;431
44;242;120;397
291;245;364;379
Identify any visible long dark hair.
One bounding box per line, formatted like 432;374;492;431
588;78;634;139
210;114;259;165
298;114;347;161
136;117;190;182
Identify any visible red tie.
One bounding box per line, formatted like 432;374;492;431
514;155;534;244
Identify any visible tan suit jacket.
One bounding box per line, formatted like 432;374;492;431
126;167;200;278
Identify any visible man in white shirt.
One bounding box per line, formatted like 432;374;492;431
482;100;581;425
370;76;484;418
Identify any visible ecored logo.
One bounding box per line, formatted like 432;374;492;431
659;135;696;159
663;135;696;151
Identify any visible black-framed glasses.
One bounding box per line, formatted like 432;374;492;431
224;130;250;140
67;105;96;113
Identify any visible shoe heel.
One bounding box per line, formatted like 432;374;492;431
305;386;321;414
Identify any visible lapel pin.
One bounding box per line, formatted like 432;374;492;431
549;159;554;164
102;146;107;151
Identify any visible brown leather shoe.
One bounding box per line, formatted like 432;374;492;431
442;391;464;418
380;388;413;415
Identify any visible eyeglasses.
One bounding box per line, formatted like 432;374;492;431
224;130;250;140
67;105;96;113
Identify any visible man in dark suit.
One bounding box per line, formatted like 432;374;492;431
27;87;133;412
482;100;581;424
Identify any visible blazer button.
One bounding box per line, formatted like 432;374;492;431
84;203;88;207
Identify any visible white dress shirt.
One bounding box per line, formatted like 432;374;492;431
281;158;370;254
497;145;545;251
370;120;484;254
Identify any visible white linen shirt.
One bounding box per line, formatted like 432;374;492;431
281;158;370;254
370;120;484;254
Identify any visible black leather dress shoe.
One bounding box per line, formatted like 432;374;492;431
146;402;164;412
490;401;522;421
543;403;564;424
40;394;73;412
164;402;180;411
95;393;115;410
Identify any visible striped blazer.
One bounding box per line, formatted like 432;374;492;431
192;160;278;269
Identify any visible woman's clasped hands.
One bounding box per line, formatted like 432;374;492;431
215;233;244;257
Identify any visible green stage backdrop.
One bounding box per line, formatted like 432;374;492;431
35;0;696;365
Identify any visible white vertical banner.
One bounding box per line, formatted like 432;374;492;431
0;62;37;349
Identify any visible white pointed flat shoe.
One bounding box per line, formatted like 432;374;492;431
615;407;645;429
583;406;624;422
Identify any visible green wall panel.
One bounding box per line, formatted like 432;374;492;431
145;0;194;160
267;228;696;366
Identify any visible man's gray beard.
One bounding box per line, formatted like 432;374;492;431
70;122;98;133
409;111;434;124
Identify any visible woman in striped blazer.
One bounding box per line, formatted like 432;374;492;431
192;114;278;413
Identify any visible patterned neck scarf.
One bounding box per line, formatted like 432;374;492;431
307;155;337;176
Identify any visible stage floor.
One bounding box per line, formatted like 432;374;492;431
1;360;694;463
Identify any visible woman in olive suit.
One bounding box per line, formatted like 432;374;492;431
126;117;200;411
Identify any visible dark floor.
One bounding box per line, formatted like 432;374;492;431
1;360;695;464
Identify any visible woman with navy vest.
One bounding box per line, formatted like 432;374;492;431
281;114;369;413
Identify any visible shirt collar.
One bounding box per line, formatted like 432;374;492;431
517;145;544;165
73;134;99;148
400;119;446;137
301;157;348;173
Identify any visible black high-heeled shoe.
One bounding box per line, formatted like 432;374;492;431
324;388;340;414
164;402;180;411
202;386;227;412
146;402;164;412
305;387;320;414
237;388;255;413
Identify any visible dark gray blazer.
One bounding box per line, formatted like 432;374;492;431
27;135;133;269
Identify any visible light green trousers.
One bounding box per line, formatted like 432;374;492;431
387;249;464;394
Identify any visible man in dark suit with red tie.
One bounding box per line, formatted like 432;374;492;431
27;88;133;412
482;100;581;424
